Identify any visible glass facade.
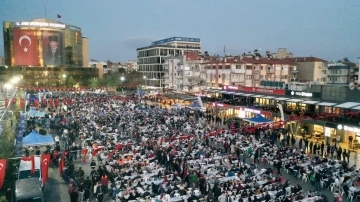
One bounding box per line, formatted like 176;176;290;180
3;19;84;67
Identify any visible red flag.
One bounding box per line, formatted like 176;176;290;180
20;98;25;108
59;156;64;175
21;156;35;174
57;14;61;18
63;98;67;106
34;99;39;108
68;98;73;106
81;149;88;163
13;29;39;66
55;99;60;107
4;99;9;108
92;147;104;156
0;159;6;189
41;154;51;184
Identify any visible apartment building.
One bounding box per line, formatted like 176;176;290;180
163;52;206;92
327;61;357;84
137;37;201;87
286;57;328;83
123;60;138;72
201;56;298;88
272;48;294;59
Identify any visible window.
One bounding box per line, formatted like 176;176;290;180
225;65;230;69
219;75;221;78
236;65;242;69
281;75;288;79
246;75;252;79
246;65;252;70
261;66;264;70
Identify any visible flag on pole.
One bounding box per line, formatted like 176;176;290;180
57;14;61;18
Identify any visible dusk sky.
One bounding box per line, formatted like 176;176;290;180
0;0;359;62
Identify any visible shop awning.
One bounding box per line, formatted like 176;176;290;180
351;105;360;110
334;102;360;109
286;99;304;103
227;92;238;95
274;97;290;101
222;91;235;95
234;93;244;96
262;96;275;99
301;100;320;104
317;102;337;106
242;94;254;97
211;89;220;93
252;95;264;98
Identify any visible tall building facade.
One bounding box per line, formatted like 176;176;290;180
3;18;89;67
286;57;328;84
82;37;89;67
137;37;201;87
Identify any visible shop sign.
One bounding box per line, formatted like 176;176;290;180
222;85;240;90
243;87;285;95
222;85;285;95
337;125;360;133
286;90;321;98
241;107;272;117
212;102;228;108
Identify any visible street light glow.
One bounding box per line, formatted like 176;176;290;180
120;76;125;81
143;76;146;79
10;76;20;84
62;74;67;78
4;83;12;89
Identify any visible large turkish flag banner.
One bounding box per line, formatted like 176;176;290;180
0;159;7;189
13;29;39;66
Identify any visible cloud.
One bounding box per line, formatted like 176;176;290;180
120;36;154;49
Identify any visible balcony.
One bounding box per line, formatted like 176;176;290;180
291;70;299;74
254;69;260;73
268;69;275;73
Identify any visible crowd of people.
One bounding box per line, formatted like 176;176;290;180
24;91;359;202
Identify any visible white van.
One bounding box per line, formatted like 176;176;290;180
18;156;41;180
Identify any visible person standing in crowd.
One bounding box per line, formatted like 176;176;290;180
349;135;354;147
276;161;282;176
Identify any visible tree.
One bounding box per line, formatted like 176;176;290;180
65;76;75;87
101;73;121;87
88;77;99;88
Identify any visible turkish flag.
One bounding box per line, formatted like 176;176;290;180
41;154;51;184
81;149;88;163
68;98;72;106
21;156;35;174
55;99;60;107
13;29;39;66
20;98;25;108
42;99;47;106
49;99;53;108
63;98;67;105
12;98;16;104
4;99;9;108
0;159;6;189
59;155;64;175
34;99;39;108
92;147;104;156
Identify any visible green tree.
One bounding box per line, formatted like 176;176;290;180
88;77;99;88
101;73;120;87
65;76;75;87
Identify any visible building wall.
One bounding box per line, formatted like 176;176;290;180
137;37;201;87
296;61;327;83
0;56;4;66
82;37;89;67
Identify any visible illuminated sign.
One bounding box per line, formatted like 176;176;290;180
223;85;239;90
291;91;313;97
337;125;360;133
14;21;66;29
152;37;200;45
244;108;261;114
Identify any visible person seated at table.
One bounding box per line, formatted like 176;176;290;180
293;184;302;193
252;188;261;195
264;191;271;202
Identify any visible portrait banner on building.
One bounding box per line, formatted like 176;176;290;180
13;29;39;66
42;31;64;66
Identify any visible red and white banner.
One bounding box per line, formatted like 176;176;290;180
41;154;51;184
13;29;39;66
81;149;88;163
21;156;35;174
0;159;7;189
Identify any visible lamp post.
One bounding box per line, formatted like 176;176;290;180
120;76;125;95
143;76;146;87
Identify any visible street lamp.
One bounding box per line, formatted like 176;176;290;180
120;76;125;81
62;74;67;78
4;83;12;97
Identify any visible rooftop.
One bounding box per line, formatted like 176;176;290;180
151;37;200;45
286;57;328;63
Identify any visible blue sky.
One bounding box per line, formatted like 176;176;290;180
0;0;359;62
